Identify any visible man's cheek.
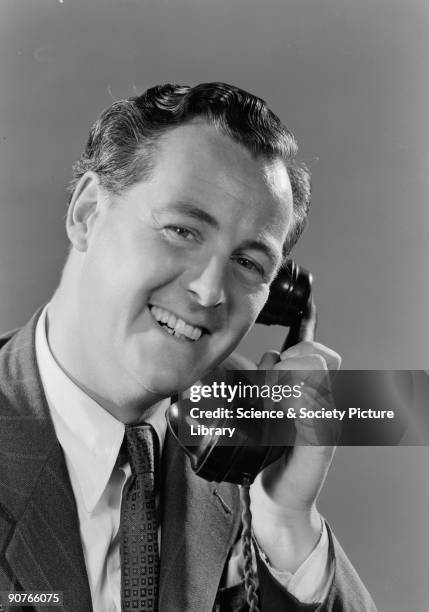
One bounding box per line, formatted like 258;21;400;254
219;323;253;357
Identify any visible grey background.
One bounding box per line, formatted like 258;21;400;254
0;0;428;609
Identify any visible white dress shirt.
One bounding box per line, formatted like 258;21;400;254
35;305;332;611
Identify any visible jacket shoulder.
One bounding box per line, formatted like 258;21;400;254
0;327;20;350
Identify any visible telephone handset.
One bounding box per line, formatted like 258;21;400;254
166;259;313;485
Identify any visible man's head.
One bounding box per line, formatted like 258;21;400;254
52;83;311;420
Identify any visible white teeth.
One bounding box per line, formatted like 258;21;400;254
151;306;161;319
174;319;186;334
161;311;169;323
188;327;201;340
184;323;195;337
173;331;186;340
150;306;204;341
167;313;177;328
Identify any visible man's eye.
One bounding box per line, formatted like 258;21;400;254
234;256;264;276
164;225;196;240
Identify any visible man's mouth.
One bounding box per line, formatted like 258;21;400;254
149;305;207;342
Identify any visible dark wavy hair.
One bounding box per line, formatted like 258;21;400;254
69;82;311;255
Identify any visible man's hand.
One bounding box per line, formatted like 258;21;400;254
250;300;341;573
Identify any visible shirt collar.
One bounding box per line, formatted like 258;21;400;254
35;305;168;513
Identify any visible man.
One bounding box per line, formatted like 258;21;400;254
0;83;376;611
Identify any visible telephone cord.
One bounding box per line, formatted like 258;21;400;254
240;478;260;612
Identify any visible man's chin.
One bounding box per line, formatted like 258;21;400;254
137;369;200;398
131;346;232;396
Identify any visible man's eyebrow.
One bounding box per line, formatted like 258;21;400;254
161;201;220;229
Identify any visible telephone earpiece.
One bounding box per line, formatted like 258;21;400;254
256;260;312;328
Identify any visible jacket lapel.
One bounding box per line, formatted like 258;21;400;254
158;430;241;612
0;312;92;612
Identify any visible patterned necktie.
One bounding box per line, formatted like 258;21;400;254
120;424;160;612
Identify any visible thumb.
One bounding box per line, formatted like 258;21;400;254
258;350;281;369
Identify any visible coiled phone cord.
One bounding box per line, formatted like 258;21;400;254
240;478;261;612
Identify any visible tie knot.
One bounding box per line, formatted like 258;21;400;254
125;424;158;476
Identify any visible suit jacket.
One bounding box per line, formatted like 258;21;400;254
0;312;377;611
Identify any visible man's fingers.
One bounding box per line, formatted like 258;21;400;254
275;354;328;371
258;350;281;369
280;343;341;371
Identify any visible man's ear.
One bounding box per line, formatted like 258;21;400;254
66;172;103;251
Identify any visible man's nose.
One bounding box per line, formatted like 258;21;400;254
185;257;227;308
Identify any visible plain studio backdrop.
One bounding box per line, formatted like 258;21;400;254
0;1;428;609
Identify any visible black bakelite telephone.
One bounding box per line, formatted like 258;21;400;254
166;260;312;611
166;259;313;485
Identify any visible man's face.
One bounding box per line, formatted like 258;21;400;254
73;121;293;401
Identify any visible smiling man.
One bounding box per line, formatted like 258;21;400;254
0;83;376;611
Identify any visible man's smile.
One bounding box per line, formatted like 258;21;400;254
149;305;208;341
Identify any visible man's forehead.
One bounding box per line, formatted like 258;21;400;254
152;121;292;206
156;120;285;172
262;157;293;205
